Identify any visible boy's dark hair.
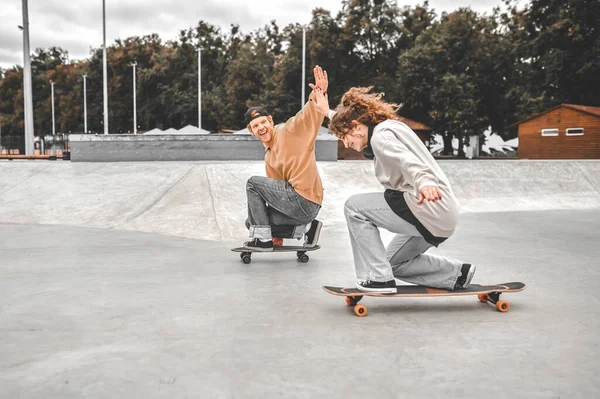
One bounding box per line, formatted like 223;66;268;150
244;107;270;125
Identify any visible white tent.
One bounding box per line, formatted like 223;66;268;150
179;125;211;134
504;137;519;148
179;125;199;133
143;128;163;135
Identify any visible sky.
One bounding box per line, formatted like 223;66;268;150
1;0;511;70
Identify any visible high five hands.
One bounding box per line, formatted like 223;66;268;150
309;65;328;94
309;65;329;116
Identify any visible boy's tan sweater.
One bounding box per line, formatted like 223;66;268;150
262;93;325;205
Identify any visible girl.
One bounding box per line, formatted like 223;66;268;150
327;87;475;293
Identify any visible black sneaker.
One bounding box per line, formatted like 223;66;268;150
243;238;273;252
304;219;323;248
454;263;476;289
356;279;397;293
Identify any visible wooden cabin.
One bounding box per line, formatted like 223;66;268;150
513;104;600;159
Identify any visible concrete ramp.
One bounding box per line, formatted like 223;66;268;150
1;160;599;241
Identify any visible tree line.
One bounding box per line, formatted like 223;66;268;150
1;0;598;155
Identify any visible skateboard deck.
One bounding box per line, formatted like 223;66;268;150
232;245;320;264
323;282;525;317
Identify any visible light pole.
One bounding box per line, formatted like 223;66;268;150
102;0;108;134
50;80;55;135
301;26;306;108
197;47;202;130
82;74;88;133
21;0;35;154
131;61;137;134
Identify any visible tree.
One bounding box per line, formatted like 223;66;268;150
398;9;503;154
519;0;600;110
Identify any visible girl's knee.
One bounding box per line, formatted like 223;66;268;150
343;194;361;215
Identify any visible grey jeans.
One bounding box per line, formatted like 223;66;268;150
246;176;321;240
344;192;462;289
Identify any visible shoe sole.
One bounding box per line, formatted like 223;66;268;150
242;247;273;252
355;283;396;294
242;244;273;252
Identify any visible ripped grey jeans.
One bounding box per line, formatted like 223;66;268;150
344;192;462;289
246;176;320;240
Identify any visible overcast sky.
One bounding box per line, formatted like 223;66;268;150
1;0;508;69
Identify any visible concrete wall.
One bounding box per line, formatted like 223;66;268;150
0;160;598;242
68;134;339;162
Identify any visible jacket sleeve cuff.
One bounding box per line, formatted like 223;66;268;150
416;180;439;193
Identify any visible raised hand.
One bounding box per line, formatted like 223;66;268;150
309;65;328;94
310;87;330;116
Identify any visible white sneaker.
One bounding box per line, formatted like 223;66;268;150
356;280;397;294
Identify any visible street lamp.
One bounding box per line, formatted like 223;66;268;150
82;74;87;133
21;0;35;154
131;61;137;134
102;0;108;134
50;80;55;135
197;47;202;130
301;26;306;108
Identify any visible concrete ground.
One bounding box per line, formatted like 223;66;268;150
1;209;599;398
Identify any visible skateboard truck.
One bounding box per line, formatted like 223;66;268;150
238;250;310;264
477;291;510;312
232;245;320;264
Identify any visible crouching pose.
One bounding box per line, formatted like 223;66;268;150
329;87;475;293
242;66;331;251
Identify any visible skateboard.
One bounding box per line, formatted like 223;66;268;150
232;245;320;264
323;282;525;317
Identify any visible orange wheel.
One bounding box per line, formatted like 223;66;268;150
354;304;368;317
478;294;489;303
496;300;510;312
345;297;352;306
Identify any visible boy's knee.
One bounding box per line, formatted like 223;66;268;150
246;176;260;190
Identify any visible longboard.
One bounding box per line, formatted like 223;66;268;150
232;245;320;264
323;282;525;317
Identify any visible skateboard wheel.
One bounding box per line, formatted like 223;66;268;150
240;253;245;260
354;304;368;317
242;255;252;264
345;296;362;306
296;251;305;258
496;300;510;312
298;254;309;263
478;294;489;303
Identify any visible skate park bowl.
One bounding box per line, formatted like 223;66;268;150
0;160;598;240
1;159;600;397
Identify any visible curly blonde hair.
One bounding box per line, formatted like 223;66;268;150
329;87;403;138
